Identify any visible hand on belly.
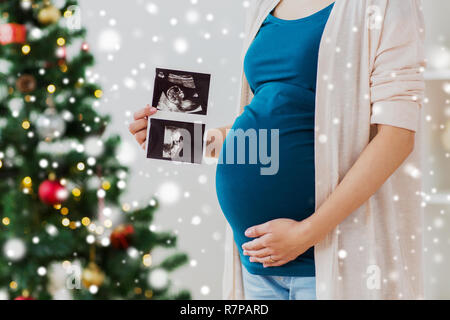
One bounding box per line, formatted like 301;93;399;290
241;217;316;268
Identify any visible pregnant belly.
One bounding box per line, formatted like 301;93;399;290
215;104;316;255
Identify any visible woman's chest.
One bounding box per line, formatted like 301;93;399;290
243;19;326;91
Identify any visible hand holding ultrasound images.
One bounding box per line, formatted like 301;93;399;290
145;68;211;164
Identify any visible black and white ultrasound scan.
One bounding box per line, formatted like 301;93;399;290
152;68;211;115
146;68;210;164
146;118;205;164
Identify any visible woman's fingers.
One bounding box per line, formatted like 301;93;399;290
249;256;270;263
243;248;272;258
249;255;278;264
247;255;287;267
130;105;157;149
263;259;287;268
242;236;267;251
135;130;147;145
133;105;157;120
128;118;148;135
242;233;271;251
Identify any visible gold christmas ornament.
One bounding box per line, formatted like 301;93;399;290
82;262;105;288
38;5;61;25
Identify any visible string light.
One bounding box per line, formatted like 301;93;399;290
22;176;32;187
143;254;152;267
81;217;91;226
60;207;69;215
47;84;56;94
0;160;2;168
22;45;31;55
103;219;112;228
62;218;70;227
9;281;18;289
94;89;103;98
24;95;34;102
134;287;142;295
122;203;131;212
22;120;30;130
77;162;85;171
21;176;33;194
102;181;111;190
95;226;104;235
57;37;66;46
72;188;81;197
2;217;10;225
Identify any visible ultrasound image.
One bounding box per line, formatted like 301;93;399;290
162;126;185;159
152;68;211;115
147;118;205;164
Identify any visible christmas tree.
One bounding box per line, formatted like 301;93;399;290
0;0;190;300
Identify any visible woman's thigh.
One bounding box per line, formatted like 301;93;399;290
288;276;316;300
241;266;316;300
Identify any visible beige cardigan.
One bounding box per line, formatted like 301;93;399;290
222;0;426;300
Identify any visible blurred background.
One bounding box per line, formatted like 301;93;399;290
1;0;449;299
76;0;249;300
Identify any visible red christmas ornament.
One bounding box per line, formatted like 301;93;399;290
110;225;135;249
0;23;26;45
14;296;35;300
38;180;68;205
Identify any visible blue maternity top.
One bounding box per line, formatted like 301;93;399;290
215;2;334;276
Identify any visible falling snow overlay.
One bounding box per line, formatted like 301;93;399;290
1;0;449;300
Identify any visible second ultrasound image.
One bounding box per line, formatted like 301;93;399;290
147;118;205;164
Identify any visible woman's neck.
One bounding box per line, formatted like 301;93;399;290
271;0;335;20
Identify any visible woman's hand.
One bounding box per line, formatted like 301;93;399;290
128;105;157;150
242;218;316;268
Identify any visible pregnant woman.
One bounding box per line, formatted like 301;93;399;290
129;0;426;300
215;0;336;299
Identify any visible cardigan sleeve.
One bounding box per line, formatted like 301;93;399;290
369;0;426;132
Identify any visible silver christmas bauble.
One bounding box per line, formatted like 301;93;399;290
36;108;66;140
3;238;26;261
